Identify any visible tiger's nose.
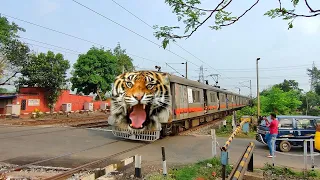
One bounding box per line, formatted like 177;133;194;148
133;93;144;101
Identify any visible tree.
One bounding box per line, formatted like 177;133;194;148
260;86;302;115
18;51;70;111
113;43;134;72
274;79;302;92
70;47;119;101
154;0;320;49
307;66;320;95
0;16;30;84
300;91;320;116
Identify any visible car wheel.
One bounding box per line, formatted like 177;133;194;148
279;140;291;152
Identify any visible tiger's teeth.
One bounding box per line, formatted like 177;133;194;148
141;125;143;128
130;124;132;127
143;104;146;109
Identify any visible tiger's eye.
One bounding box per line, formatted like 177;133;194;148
147;84;154;89
126;82;133;88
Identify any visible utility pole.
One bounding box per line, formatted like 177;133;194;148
306;95;309;115
256;58;261;118
311;61;316;91
235;87;240;94
185;61;188;79
199;65;205;83
250;80;252;98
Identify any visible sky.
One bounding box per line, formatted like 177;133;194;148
1;0;320;97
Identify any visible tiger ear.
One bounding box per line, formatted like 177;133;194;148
158;72;170;85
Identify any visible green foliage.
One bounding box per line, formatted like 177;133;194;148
260;86;302;115
273;79;302;92
71;44;134;100
237;106;257;117
113;43;134;72
0;87;14;93
147;157;232;180
262;163;320;178
18;51;70;111
0;16;30;83
154;0;318;48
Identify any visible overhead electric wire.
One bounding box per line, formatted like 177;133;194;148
21;37;82;54
110;0;232;79
71;0;199;68
1;13;165;66
24;42;80;55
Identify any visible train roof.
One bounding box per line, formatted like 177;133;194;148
127;70;249;98
168;73;249;98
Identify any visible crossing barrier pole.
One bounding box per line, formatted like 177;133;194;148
220;119;249;180
161;146;167;176
134;155;142;178
227;142;255;180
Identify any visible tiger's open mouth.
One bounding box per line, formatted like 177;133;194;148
126;104;151;129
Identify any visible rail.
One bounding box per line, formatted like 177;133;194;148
227;142;255;180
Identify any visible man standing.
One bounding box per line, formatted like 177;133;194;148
265;113;279;158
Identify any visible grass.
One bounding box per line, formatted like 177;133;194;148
145;157;232;180
262;163;320;179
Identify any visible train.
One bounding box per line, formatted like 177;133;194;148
107;70;251;141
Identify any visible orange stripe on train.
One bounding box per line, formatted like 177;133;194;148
174;104;244;115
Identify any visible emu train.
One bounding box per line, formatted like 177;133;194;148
107;70;251;141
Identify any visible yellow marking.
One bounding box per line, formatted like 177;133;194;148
247;147;252;152
234;171;241;178
244;153;249;158
240;161;245;167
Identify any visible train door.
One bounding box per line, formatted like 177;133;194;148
226;94;228;109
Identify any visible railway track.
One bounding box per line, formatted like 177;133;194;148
43;143;148;180
70;120;109;128
0;118;223;180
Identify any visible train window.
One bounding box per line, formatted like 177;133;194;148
192;90;200;103
220;94;225;102
210;93;216;102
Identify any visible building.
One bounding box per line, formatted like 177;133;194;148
0;87;110;116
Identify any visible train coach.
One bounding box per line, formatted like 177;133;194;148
108;70;251;141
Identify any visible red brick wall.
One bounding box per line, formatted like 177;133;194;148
13;87;109;113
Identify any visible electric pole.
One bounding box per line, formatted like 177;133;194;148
250;80;252;98
256;58;261;118
185;61;188;79
199;65;205;83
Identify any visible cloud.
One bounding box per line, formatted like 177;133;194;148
295;17;320;35
36;0;60;15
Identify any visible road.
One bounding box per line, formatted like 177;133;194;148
0;125;318;171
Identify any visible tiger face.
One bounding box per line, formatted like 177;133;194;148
108;71;172;131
